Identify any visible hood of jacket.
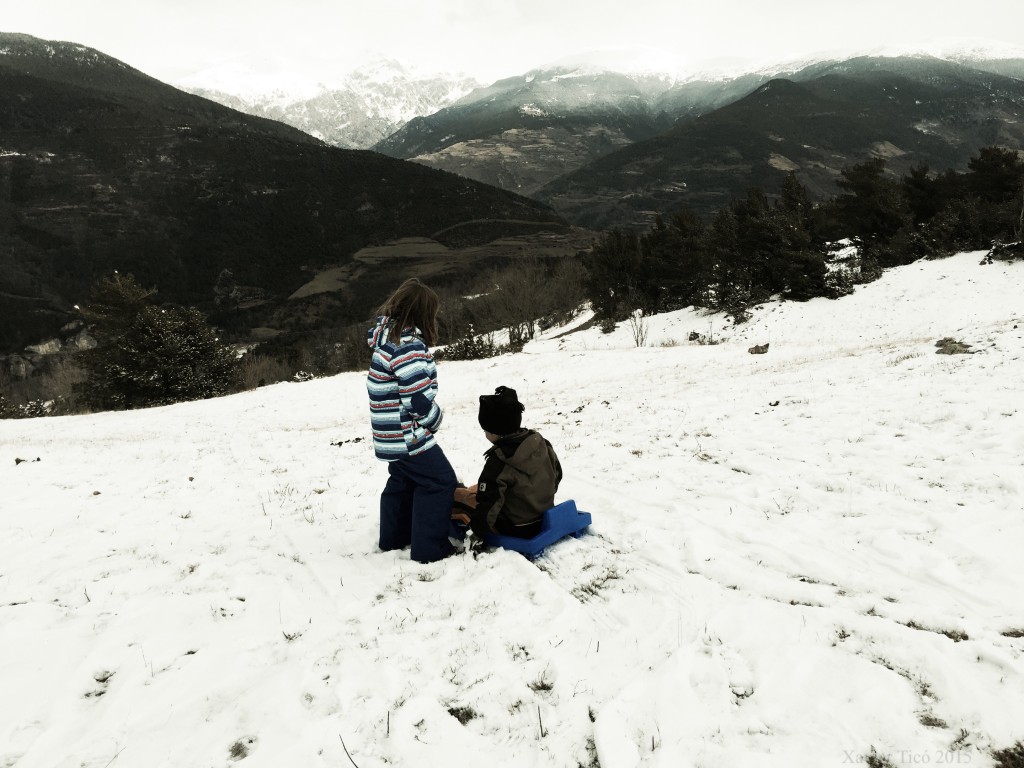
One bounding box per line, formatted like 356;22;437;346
368;316;424;351
492;430;548;475
367;316;390;350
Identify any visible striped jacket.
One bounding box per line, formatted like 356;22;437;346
366;316;444;460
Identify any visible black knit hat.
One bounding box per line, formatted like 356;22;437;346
478;386;524;436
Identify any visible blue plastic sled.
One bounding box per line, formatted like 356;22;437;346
483;500;592;559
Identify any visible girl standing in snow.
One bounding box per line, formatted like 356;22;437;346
366;278;457;563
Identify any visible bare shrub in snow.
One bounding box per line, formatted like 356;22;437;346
628;309;649;348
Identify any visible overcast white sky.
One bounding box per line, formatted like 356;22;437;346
4;0;1024;85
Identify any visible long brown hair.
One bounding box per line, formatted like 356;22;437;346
378;277;440;347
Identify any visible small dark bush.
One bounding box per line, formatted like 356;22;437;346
447;706;478;725
865;747;898;768
994;741;1024;768
437;330;500;361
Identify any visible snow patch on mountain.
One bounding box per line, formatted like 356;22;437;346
176;60;331;106
176;54;481;149
174;36;1024;150
870;36;1024;62
541;47;688;80
0;32;133;71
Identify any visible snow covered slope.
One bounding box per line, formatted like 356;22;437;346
2;251;1023;767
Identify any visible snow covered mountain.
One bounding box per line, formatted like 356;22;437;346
177;56;481;149
174;39;1024;154
666;38;1024;82
537;52;1024;229
372;66;686;195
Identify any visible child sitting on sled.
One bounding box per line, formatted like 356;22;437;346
452;386;562;540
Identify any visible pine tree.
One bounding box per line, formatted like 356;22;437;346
643;211;708;311
966;147;1024;204
778;171;812;229
79;273;239;410
833;158;910;244
583;230;643;321
705;206;744;310
902;164;944;225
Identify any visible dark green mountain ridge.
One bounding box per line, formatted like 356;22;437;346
535;56;1024;229
0;33;566;354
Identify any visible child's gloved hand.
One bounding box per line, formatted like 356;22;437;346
454;486;478;507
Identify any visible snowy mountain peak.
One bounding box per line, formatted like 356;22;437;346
531;38;1024;86
175;53;481;149
538;47;690;81
175;59;331;105
865;36;1024;62
173;36;1024;152
176;51;477;108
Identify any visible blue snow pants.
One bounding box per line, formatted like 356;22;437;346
379;445;458;563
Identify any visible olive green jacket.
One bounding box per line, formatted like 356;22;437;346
476;429;562;532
